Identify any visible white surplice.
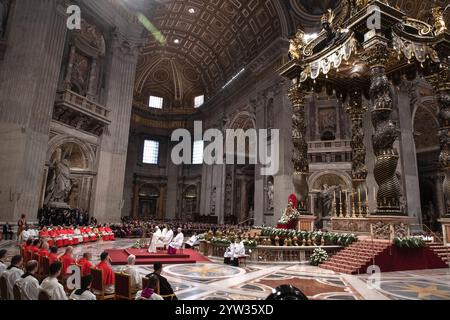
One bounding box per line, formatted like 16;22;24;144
120;265;142;292
3;267;24;300
148;228;162;253
15;274;40;300
233;242;246;259
163;230;174;246
41;276;68;300
169;232;184;250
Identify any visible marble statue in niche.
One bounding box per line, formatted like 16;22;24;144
45;147;74;207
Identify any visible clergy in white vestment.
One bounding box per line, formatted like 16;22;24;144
231;239;246;267
168;228;184;254
15;260;40;300
2;255;24;300
119;255;142;293
69;275;96;301
41;261;68;300
148;226;162;253
233;239;246;258
223;242;235;265
163;228;174;247
0;249;7;277
20;228;31;242
161;226;168;238
73;227;84;243
186;233;200;248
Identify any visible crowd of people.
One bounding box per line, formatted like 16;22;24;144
112;217;251;239
0;239;178;300
37;207;95;227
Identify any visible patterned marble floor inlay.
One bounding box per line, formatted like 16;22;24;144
1;239;450;300
164;263;246;280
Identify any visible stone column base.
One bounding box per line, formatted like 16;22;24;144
331;217;371;234
367;216;414;241
439;218;450;245
298;215;316;232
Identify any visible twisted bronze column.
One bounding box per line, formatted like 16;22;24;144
346;89;368;216
363;42;403;215
427;63;450;217
288;83;309;214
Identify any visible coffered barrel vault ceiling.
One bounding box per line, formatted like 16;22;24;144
134;0;284;107
130;0;449;108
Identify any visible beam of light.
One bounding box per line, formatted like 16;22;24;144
137;13;166;45
222;68;245;90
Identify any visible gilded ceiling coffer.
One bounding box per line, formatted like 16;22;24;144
345;88;368;216
288;83;310;214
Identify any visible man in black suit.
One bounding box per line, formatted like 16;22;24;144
2;223;13;240
146;262;178;300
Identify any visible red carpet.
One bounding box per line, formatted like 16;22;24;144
106;248;211;266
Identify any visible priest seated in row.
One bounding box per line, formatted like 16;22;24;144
96;251;115;294
167;228;184;255
146;262;177;300
2;255;24;299
40;261;68;300
119;254;141;294
15;260;40;300
77;252;93;276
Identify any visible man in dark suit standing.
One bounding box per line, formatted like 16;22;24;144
146;262;178;300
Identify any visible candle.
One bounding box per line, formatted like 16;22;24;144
358;189;361;205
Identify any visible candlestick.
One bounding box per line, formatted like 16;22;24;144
358;189;363;218
365;187;369;217
352;192;356;218
339;190;342;217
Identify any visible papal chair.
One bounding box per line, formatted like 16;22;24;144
90;268;115;300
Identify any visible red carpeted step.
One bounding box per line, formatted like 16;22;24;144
106;248;211;266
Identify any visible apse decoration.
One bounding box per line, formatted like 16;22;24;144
280;0;450;239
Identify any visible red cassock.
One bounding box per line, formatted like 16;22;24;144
60;254;75;274
40;230;49;238
31;246;40;253
48;253;59;265
77;258;93;276
39;249;49;257
96;261;115;286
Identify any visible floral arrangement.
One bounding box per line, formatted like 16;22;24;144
210;237;231;247
242;239;258;248
278;209;301;224
393;237;425;249
310;248;328;266
260;227;357;247
131;240;141;249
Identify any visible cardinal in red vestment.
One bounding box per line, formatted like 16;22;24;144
77;252;93;276
60;246;75;274
96;252;115;294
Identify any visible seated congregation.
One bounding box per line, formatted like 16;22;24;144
0;247;178;301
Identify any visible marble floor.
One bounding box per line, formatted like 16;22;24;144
2;239;450;300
